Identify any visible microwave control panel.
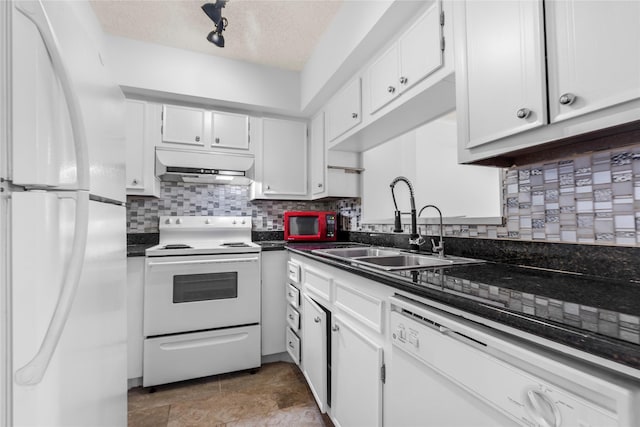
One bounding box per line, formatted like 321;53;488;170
326;215;336;237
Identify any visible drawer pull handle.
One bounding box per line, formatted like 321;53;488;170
332;324;340;332
288;341;294;349
314;317;321;323
288;314;294;320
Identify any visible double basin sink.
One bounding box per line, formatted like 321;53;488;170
311;246;483;271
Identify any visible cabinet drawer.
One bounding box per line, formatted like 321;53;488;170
286;283;300;309
335;281;384;334
286;328;301;364
286;305;300;331
304;267;332;302
287;260;301;284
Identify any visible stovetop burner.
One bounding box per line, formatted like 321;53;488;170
162;244;193;250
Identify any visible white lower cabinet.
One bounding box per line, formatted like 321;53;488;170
289;253;387;426
331;315;384;427
261;250;288;356
302;294;328;413
126;257;144;383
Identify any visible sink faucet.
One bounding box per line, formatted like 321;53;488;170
390;176;423;251
418;204;444;258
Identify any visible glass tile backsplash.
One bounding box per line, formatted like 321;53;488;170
127;143;640;247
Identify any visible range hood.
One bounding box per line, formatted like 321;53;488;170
155;147;254;185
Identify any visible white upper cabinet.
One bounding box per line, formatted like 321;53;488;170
211;111;249;150
161;104;251;153
161;104;207;147
310;111;362;200
456;0;547;149
369;1;444;114
326;77;362;142
310;112;326;197
251;118;308;199
455;0;640;164
125;100;160;197
546;0;640;123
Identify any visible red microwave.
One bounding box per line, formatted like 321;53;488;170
284;211;337;241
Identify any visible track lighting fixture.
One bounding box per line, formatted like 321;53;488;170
202;0;228;48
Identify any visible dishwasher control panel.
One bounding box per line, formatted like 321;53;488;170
389;296;638;427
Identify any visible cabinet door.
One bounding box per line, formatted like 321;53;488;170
126;257;145;380
326;77;362;142
302;295;328;413
310;112;326;197
368;44;399;114
331;316;383;427
459;0;547;149
211;111;249;150
125;100;145;191
546;0;640;123
161;104;207;147
125;101;160;197
399;1;443;93
262;118;307;196
261;250;287;356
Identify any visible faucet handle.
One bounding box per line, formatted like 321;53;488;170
431;238;444;255
409;236;426;247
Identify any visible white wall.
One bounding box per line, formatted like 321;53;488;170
362;112;503;224
105;35;301;115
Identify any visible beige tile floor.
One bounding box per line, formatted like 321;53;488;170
128;362;333;427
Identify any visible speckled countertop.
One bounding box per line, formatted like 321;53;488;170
286;242;640;374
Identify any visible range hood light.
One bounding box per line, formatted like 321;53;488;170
214;175;234;181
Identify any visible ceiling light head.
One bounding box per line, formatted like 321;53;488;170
202;1;228;48
207;30;225;47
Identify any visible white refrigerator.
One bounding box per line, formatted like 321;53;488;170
0;0;127;425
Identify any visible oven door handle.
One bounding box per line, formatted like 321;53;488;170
147;257;260;267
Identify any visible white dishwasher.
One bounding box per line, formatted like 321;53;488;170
387;295;640;427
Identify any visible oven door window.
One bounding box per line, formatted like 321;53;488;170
173;272;238;303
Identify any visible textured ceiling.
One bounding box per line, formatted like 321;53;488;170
90;0;343;71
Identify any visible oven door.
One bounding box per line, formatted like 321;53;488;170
144;252;260;336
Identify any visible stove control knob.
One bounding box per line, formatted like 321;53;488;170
205;219;211;224
176;218;182;224
165;218;172;224
232;220;237;225
241;219;246;224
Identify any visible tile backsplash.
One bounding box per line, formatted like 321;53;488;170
127;143;640;247
126;182;359;233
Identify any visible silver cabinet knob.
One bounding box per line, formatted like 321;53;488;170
131;178;139;185
559;93;577;105
351;113;358;119
387;86;396;93
215;137;220;144
399;76;408;84
317;183;323;188
266;185;271;190
289;314;294;320
314;317;321;323
516;108;532;119
195;136;200;142
332;324;340;332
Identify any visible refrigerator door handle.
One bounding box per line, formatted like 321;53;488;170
14;0;90;190
14;191;90;386
13;0;93;385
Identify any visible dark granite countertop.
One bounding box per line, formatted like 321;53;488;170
286;242;640;374
127;233;159;257
256;241;288;251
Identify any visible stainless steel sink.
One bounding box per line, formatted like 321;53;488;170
352;254;455;270
312;246;483;271
311;247;401;259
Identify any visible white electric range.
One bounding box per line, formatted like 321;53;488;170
143;216;262;387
